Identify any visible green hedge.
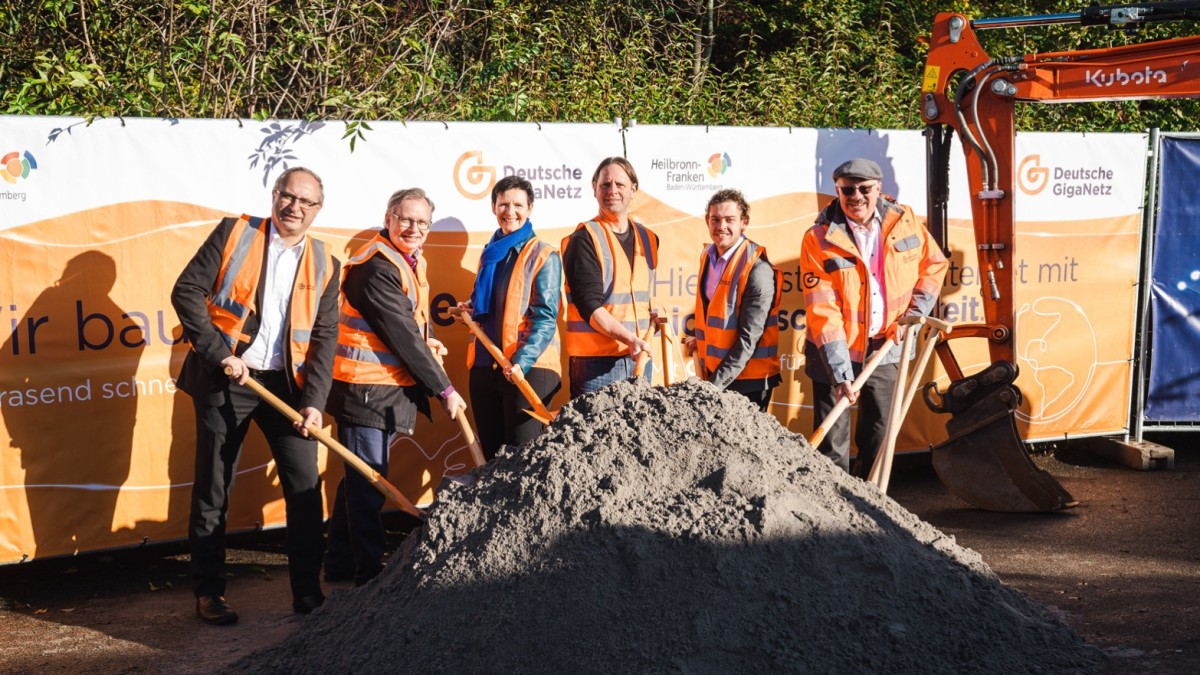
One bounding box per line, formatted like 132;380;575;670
3;0;1197;132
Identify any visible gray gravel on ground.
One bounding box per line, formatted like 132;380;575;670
230;379;1104;674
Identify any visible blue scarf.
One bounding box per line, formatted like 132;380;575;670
470;220;534;316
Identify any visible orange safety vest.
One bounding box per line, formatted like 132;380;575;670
801;198;948;367
695;239;782;381
561;220;658;357
466;238;563;374
205;214;335;387
332;232;429;387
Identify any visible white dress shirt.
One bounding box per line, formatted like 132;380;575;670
241;227;306;371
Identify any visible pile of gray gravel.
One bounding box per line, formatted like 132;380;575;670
231;379;1103;674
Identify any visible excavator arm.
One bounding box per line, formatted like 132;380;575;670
919;2;1200;511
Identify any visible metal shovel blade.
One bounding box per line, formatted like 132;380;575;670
931;387;1076;512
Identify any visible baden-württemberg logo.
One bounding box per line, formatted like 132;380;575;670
707;152;731;178
2;151;37;184
651;152;732;192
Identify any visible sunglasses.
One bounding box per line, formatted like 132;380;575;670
837;184;877;196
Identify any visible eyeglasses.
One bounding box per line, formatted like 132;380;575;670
391;213;431;232
837;184;877;196
274;190;322;210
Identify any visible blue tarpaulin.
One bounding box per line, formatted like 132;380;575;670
1146;136;1200;421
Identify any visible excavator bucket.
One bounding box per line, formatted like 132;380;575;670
925;362;1076;512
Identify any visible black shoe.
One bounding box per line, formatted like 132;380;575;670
196;595;238;625
292;593;325;615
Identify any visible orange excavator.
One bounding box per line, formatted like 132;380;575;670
919;2;1200;511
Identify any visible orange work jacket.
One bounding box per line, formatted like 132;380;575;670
800;196;948;384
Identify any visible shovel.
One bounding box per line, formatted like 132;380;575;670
631;322;656;379
227;367;423;519
868;316;952;492
655;311;689;386
427;346;487;468
807;338;896;449
447;307;557;425
657;314;676;384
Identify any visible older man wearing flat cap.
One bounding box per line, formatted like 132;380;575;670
799;158;947;478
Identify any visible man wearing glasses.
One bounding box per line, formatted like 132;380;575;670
800;158;947;478
322;188;465;587
172;167;340;624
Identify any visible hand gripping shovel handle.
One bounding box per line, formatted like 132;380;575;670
807;338;896;449
226;368;423;519
448;307;556;425
632;322;656;379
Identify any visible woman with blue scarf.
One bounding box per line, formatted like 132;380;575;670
460;176;563;460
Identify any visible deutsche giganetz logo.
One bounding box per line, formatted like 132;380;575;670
707;152;732;179
2;151;37;184
1017;154;1049;195
454;151;497;200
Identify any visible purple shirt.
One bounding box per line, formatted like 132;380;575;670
703;237;745;302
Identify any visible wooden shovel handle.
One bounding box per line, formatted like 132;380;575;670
227;368;423;519
660;328;672;385
632;321;656;379
868;327;916;490
872;317;954;492
426;346;487;468
807;338;896;448
448;307;556;424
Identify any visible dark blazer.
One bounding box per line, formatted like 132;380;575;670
171;216;341;412
699;251;781;394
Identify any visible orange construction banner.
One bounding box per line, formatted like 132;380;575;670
0;117;1147;563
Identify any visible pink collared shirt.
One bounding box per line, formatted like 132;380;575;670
847;214;885;337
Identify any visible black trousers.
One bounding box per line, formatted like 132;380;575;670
188;369;323;600
469;366;560;461
811;361;899;478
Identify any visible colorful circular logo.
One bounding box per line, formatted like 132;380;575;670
2;151;37;184
707;152;732;178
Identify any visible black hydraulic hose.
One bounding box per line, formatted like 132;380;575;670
924;124;953;257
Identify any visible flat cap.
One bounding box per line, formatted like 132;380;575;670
832;158;882;181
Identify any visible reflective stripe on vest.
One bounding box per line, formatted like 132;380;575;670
466;238;563;375
204;214;334;387
332;233;428;387
695;239;782;381
561;220;658;357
